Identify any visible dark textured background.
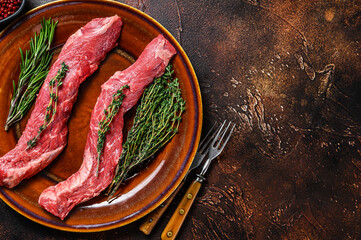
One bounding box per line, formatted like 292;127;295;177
1;0;361;239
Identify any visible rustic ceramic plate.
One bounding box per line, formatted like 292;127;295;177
0;0;202;232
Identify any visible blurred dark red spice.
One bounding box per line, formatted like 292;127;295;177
0;0;22;20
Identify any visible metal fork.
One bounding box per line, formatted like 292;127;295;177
139;123;219;235
161;121;235;240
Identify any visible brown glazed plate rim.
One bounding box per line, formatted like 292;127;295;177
0;0;202;232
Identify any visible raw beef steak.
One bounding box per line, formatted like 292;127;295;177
0;15;123;188
39;35;176;220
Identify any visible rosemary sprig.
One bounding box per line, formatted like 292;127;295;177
5;18;57;131
107;64;186;199
27;62;69;149
96;85;129;176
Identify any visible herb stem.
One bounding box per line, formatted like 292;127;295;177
5;18;57;131
107;64;186;199
96;85;129;176
26;62;69;149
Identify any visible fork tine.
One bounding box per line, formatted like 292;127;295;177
218;123;235;152
198;122;217;149
215;121;232;149
210;120;226;147
199;124;221;153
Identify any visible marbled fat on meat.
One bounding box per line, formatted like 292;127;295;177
39;35;176;220
0;16;123;188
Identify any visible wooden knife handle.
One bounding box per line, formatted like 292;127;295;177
161;179;202;240
139;181;185;235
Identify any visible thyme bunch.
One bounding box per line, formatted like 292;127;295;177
107;64;186;199
27;62;69;149
96;85;129;176
5;18;57;131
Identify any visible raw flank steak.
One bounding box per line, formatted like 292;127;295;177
0;15;123;188
39;35;176;220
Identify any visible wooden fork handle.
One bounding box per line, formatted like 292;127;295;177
139;181;185;235
161;179;202;240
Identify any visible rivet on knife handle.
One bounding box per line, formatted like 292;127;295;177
139;181;185;235
161;179;202;240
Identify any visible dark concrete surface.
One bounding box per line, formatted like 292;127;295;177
1;0;361;239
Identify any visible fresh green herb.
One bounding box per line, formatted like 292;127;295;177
96;85;129;176
27;62;69;149
5;18;57;131
107;64;186;199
